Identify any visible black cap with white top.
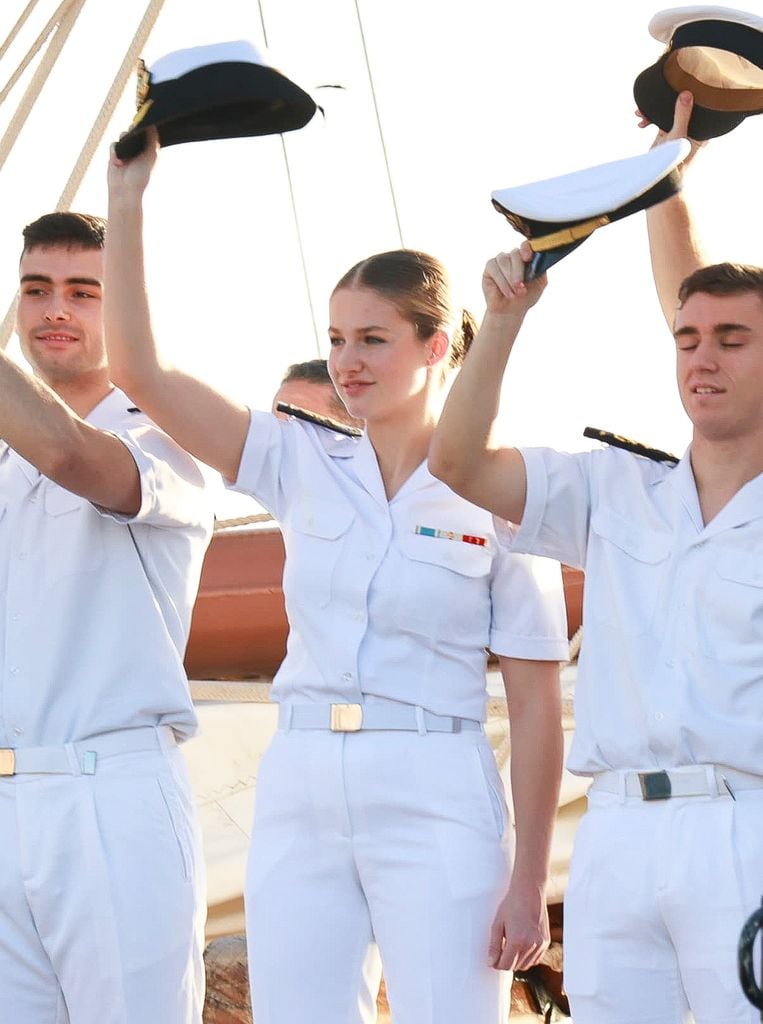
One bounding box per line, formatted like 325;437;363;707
114;40;317;159
634;6;763;140
491;139;691;277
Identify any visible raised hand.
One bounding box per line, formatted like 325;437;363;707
108;125;160;199
482;243;547;318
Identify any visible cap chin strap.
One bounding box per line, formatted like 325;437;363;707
528;214;611;253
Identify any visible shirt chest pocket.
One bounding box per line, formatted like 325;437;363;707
393;533;493;641
42;487;104;586
588;508;670;636
697;550;763;664
284;501;355;609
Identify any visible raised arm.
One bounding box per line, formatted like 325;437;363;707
0;349;141;513
105;128;250;482
428;245;545;523
644;91;708;327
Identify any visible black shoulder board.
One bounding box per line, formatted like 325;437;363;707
127;406;141;414
276;401;362;438
584;427;679;465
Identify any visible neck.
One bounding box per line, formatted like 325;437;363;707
45;372;114;419
367;393;440;500
690;433;763;524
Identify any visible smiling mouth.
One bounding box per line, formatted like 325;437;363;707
692;386;722;395
37;333;78;345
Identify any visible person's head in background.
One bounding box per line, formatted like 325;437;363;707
273;358;363;428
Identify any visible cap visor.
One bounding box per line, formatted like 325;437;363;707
633;55;748;139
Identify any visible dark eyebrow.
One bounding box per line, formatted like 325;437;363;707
713;322;752;334
673;322;752;340
20;274;102;287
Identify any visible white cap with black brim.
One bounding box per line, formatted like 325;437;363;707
491;138;692;278
114;39;317;160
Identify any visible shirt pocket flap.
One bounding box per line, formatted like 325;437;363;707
715;550;763;587
44;486;85;517
291;501;354;539
591;508;670;564
400;532;492;578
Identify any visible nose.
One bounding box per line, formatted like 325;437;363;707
43;295;71;322
690;339;719;372
333;341;363;374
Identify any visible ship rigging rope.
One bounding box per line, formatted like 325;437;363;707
0;0;166;351
0;0;41;67
255;0;320;354
353;0;404;248
0;0;86;172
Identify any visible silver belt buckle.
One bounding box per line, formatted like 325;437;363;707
0;749;16;776
638;770;672;800
330;704;363;732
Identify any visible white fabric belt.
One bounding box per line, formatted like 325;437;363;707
0;725;175;777
279;702;483;734
590;765;763;801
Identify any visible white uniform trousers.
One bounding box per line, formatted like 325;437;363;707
564;785;763;1024
246;725;512;1024
0;730;206;1023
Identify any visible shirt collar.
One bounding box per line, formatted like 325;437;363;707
664;443;763;535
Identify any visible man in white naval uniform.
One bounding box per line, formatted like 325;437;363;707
0;211;212;1023
430;102;763;1023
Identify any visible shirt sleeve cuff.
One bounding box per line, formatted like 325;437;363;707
492;448;548;555
489;630;570;662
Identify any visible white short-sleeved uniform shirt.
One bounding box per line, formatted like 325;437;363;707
0;388;213;747
229;411;568;720
500;445;763;775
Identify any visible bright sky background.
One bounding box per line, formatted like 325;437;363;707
0;0;760;516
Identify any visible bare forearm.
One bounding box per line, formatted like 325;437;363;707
507;669;563;886
647;191;707;328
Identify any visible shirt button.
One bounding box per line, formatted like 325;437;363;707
654;712;664;721
352;612;364;622
12;726;23;736
11;612;20;622
18;552;26;561
9;666;19;675
341;672;353;683
665;659;675;668
365;553;375;562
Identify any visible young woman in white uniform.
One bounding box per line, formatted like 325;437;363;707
104;130;569;1024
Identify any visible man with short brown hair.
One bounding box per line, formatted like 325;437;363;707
0;210;212;1022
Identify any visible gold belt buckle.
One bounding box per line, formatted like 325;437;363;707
0;749;16;776
330;704;363;732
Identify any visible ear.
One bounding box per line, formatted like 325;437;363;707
426;330;450;366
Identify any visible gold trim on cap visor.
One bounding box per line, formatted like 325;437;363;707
529;215;611;253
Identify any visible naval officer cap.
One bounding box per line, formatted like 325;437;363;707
491;139;691;277
634;6;763;140
114;39;317;160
